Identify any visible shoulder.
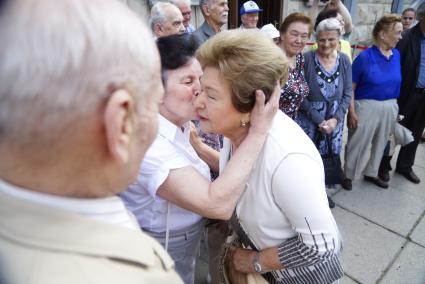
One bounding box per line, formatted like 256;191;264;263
353;48;370;65
303;51;315;68
0;194;183;284
266;112;321;162
338;52;350;64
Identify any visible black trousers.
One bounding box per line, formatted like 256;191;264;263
396;90;425;171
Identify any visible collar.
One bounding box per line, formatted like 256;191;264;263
201;21;217;38
158;114;190;142
0;180;174;269
372;45;393;60
0;179;138;229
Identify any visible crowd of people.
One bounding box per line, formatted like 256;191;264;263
1;0;424;284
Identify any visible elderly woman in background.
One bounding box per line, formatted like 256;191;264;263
311;8;353;62
195;29;343;284
297;18;352;204
120;33;278;284
278;12;311;119
342;14;402;190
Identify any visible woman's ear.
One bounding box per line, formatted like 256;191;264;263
103;89;135;164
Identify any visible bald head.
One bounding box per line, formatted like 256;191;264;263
150;2;185;37
0;0;163;197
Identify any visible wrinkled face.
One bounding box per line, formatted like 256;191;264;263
208;0;229;27
158;6;185;37
195;66;244;138
178;2;192;28
128;57;164;184
402;11;416;30
317;30;339;56
161;58;203;125
280;21;310;57
241;12;259;29
380;22;403;49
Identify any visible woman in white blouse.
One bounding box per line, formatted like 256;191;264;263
120;33;279;284
194;29;343;283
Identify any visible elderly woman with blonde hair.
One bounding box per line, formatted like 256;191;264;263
343;14;402;190
194;29;343;284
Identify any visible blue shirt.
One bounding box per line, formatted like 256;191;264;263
416;36;425;88
352;45;401;100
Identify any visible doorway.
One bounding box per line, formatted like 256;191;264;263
228;0;283;29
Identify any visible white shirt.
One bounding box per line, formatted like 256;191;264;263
220;111;341;251
121;115;210;232
0;179;138;230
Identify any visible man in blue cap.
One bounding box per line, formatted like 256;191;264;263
240;0;262;29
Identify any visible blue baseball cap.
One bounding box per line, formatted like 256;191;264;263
240;1;262;15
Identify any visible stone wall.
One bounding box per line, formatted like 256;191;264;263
286;0;416;44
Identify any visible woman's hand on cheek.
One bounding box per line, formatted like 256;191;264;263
249;81;280;136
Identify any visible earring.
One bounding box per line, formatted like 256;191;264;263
240;120;247;127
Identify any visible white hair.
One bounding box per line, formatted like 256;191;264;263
316;18;342;36
0;0;159;141
149;2;179;31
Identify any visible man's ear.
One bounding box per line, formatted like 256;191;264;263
154;22;163;36
104;89;135;164
201;4;210;17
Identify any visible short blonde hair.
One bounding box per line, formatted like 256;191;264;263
372;14;402;42
196;29;287;113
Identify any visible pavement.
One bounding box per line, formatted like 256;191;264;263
195;132;425;284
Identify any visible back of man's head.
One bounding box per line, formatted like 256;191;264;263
0;0;162;197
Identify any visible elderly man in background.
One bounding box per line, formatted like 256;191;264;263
193;0;229;43
0;0;182;283
171;0;195;33
239;0;262;29
150;1;185;38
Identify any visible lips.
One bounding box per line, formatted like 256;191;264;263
197;113;208;121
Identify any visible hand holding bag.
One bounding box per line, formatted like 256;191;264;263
218;236;268;284
317;133;344;185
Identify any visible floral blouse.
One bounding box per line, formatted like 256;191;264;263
279;53;310;119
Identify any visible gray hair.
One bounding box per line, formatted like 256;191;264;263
315;18;342;36
0;0;159;141
149;2;178;31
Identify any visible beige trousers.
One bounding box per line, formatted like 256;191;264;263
344;99;398;179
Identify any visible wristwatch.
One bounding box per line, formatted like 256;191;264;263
253;251;262;273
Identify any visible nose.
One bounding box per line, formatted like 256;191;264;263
224;4;229;11
193;91;205;109
179;22;185;33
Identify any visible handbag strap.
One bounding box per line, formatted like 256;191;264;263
229;211;258;251
229;211;276;281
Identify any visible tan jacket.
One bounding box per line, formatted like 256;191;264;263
0;190;183;284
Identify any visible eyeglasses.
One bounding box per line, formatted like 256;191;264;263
403;17;414;20
182;11;191;16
